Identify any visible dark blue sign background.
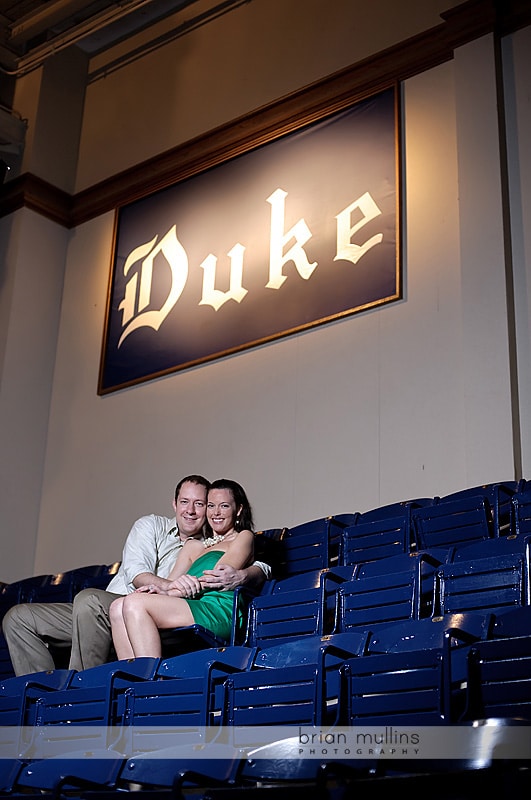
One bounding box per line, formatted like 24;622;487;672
99;86;400;394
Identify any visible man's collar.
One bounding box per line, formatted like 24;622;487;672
173;524;205;542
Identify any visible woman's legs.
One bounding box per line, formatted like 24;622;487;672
109;596;135;660
120;593;195;658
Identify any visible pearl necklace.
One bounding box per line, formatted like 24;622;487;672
203;533;227;548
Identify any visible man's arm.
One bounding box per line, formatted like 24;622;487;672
110;515;180;593
200;563;268;592
132;572;173;590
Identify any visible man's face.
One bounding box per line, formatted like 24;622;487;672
173;481;207;539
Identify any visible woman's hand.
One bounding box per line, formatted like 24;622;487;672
165;574;203;598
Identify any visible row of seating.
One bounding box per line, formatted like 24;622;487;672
0;478;530;795
0;562;120;620
0;563;120;681
257;483;531;579
0;603;530;793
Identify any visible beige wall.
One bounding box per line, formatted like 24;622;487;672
76;0;462;191
1;2;530;581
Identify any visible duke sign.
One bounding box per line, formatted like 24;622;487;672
99;86;400;394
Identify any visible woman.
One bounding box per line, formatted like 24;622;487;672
109;478;255;659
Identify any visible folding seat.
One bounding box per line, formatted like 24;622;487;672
119;740;244;792
14;749;127;796
411;495;493;550
15;648;258;794
0;669;76;793
219;633;370;745
120;645;259;756
510;489;531;538
334;565;422;635
436;481;519;536
355;549;451;617
119;632;372;792
356;496;436;523
270;517;347;579
243;568;344;648
459;611;531;722
17;657;160;763
25;565;115;604
341;612;493;727
0;574;54;622
12;658;161;794
339;510;413;568
450;533;531;604
435;553;526;617
0;632;15;680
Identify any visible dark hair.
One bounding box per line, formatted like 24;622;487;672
208;478;254;532
174;474;210;502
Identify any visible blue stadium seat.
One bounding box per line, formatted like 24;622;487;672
341;613;492;727
0;669;76;792
339;511;413;567
510;490;531;538
269;517;347;579
334;567;421;634
460;618;531;721
412;495;493;550
435;553;526;616
437;481;520;536
243;568;346;648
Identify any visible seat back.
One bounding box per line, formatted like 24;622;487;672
436;553;526;616
27;565;115;604
356;549;450;617
511;490;531;538
221;635;362;730
342;645;446;725
462;633;531;721
451;533;531;605
339;511;412;567
438;482;519;536
342;613;492;726
270;517;345;579
28;658;159;758
356;497;436;523
335;567;421;634
412;496;493;550
244;580;331;648
0;575;54;622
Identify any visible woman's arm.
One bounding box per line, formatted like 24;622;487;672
212;530;254;571
167;538;204;580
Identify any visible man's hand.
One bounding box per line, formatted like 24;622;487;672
133;572;173;591
166;574;203;598
200;564;247;591
135;584;166;594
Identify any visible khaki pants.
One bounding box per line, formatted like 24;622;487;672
1;588;122;675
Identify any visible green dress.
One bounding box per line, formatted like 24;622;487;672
184;550;244;641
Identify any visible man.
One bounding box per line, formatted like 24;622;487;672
2;474;270;676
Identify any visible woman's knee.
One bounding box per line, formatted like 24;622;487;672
122;592;149;622
108;596;124;623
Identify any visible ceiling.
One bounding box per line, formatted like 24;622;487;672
0;0;204;74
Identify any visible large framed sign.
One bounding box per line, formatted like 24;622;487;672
99;84;400;394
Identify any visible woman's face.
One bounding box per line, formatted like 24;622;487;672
207;488;241;535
